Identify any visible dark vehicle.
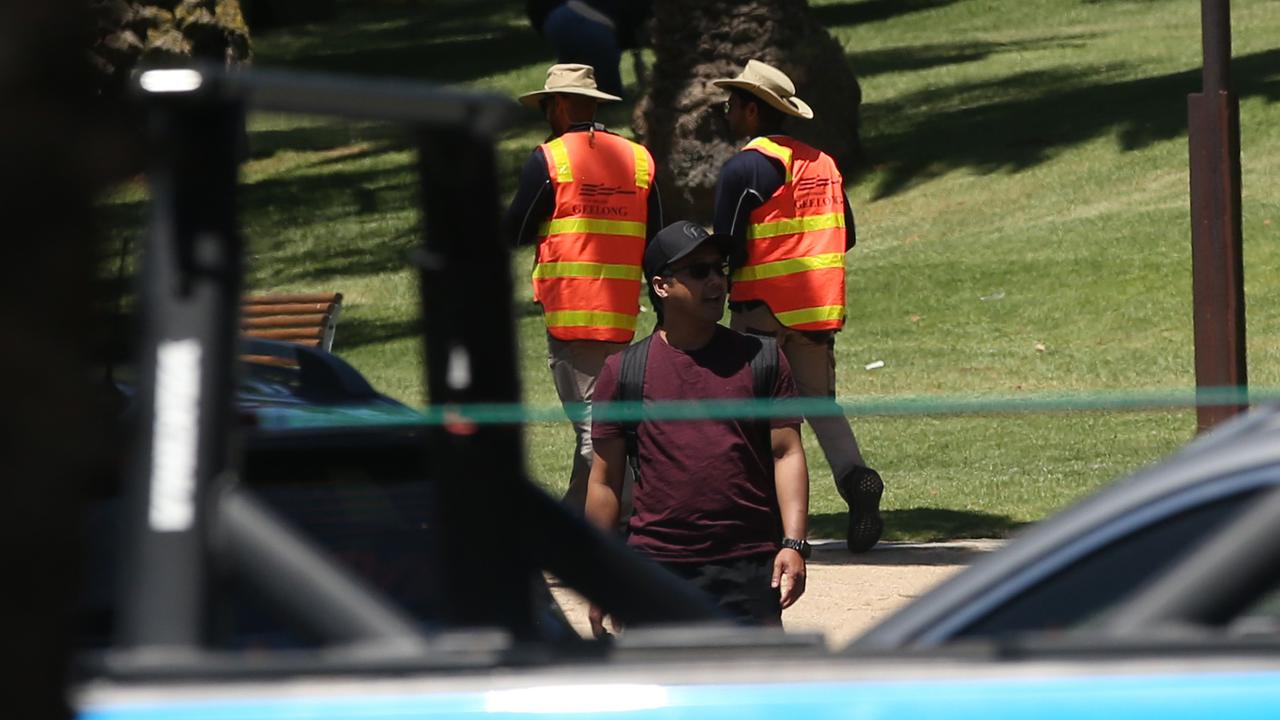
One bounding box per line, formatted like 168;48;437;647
857;405;1280;649
110;337;421;431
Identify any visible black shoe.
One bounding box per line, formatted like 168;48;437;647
839;466;883;553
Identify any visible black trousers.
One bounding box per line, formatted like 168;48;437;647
660;552;782;626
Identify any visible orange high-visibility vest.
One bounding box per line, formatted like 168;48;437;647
729;136;847;331
532;130;654;342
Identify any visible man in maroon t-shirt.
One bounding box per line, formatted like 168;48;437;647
585;220;811;631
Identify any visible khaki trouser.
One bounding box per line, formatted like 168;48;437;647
546;335;632;516
730;304;866;482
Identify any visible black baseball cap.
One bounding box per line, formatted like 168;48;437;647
643;221;730;279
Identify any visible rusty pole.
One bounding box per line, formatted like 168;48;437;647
1188;0;1246;432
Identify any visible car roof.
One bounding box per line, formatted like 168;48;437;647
855;404;1280;649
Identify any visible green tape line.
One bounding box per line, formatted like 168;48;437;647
265;386;1264;429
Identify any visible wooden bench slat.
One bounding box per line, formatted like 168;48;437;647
243;292;343;306
240;291;343;353
241;302;338;317
241;313;330;329
244;327;325;339
241;354;300;368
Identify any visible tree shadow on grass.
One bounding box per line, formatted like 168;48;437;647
258;7;550;86
807;536;1000;568
811;507;1025;542
335;316;422;351
247;119;411;163
259;16;550;85
861;47;1280;198
812;0;960;28
239;165;424;286
848;35;1095;79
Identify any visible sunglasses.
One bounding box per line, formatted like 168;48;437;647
669;260;730;280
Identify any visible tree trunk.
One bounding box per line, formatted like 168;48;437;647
91;0;251;97
636;0;863;222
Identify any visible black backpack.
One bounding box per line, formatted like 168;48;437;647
615;332;779;481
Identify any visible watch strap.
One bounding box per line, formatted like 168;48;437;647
781;537;811;559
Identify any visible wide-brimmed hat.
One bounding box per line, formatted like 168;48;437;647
518;63;622;108
711;59;814;120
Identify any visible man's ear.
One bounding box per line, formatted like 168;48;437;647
651;275;670;299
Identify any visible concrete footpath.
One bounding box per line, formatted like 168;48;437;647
548;539;1003;648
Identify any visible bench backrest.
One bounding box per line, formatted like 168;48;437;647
241;292;343;352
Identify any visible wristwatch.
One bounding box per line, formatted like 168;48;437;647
781;537;811;559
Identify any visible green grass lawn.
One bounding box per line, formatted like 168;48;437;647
100;0;1280;540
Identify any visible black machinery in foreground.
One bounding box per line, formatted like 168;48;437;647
108;65;729;677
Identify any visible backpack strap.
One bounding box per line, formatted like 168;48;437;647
749;335;780;399
616;332;773;478
617;333;653;481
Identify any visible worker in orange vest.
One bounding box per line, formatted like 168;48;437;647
712;59;883;553
506;63;663;511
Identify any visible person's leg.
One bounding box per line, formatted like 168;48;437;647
546;335;628;511
732;304;865;470
777;329;865;474
779;329;883;552
661;554;781;626
540;4;624;97
733;304;883;553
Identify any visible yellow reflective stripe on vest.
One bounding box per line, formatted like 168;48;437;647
537;217;647;238
545;138;573;183
632;144;651;190
747;212;844;240
545;310;638;331
731;252;844;283
533;261;643;281
746;136;793;182
774;305;845;327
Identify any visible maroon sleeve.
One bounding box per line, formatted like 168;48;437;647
769;349;802;430
591;354;624;441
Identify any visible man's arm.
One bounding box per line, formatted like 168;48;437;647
504;148;553;247
712;152;784;268
645;177;664;242
584;436;627;637
771;424;809;609
584;437;627;532
842;189;856;251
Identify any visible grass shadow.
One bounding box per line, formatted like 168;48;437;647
255;1;550;86
808;538;1001;567
848;35;1094;79
248;120;411;162
863;47;1280;198
335;316;422;351
238;164;422;277
813;0;960;28
811;507;1025;541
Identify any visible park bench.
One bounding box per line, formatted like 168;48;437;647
240;292;344;355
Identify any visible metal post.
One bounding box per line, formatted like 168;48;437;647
118;74;244;649
416;126;536;637
1188;0;1246;432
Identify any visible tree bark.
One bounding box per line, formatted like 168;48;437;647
91;0;251;97
636;0;863;222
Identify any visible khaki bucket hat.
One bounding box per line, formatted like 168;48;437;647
518;63;623;108
711;59;814;120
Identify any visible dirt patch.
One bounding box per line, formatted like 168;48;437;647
549;539;1001;648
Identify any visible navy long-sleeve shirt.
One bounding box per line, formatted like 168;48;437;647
505;123;664;247
712;144;855;269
